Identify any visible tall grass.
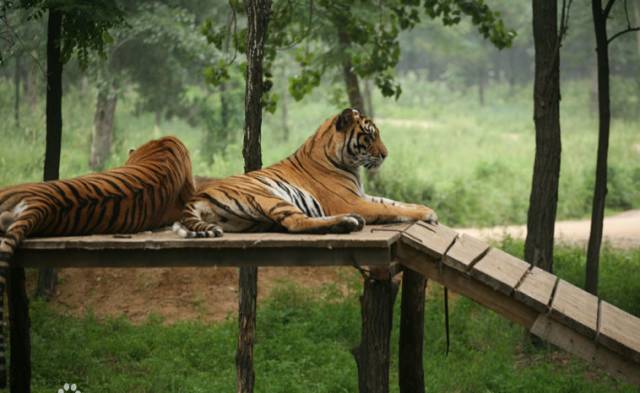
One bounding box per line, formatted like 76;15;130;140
1;77;639;227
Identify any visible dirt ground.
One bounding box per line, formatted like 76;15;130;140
41;210;639;324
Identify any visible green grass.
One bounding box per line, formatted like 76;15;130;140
1;77;639;227
26;244;640;393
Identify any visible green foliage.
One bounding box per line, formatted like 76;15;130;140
26;244;640;392
423;0;515;49
17;0;125;67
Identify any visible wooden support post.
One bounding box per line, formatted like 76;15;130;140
8;267;30;393
353;268;398;393
236;266;257;393
399;268;426;393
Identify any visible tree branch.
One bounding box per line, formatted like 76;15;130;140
603;0;617;17
608;25;640;43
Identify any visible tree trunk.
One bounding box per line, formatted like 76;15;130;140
220;83;230;131
353;269;398;393
25;53;38;112
237;1;271;392
8;267;31;393
634;1;640;59
586;0;611;296
89;81;117;171
525;0;562;273
36;8;64;300
338;29;365;111
14;53;21;127
363;79;374;118
399;269;426;393
281;81;290;140
590;56;599;115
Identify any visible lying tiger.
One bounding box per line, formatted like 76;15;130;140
0;136;195;387
174;108;437;237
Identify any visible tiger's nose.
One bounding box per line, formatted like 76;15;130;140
380;149;387;159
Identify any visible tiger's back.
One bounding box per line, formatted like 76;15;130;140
0;135;195;387
0;136;194;236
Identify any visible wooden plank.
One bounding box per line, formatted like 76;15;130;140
531;314;640;386
598;301;640;364
397;243;537;329
514;267;557;313
443;233;490;272
470;248;530;296
550;280;598;339
20;225;404;251
13;246;391;268
401;223;458;259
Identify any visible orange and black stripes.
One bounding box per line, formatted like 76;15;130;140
0;136;195;387
175;108;432;239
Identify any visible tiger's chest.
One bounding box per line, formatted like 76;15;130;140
256;176;325;217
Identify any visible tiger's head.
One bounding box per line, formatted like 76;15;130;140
332;108;387;170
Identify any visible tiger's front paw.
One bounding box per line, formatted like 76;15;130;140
330;214;365;233
422;209;438;225
347;213;366;231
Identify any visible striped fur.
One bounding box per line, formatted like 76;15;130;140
0;136;195;386
175;108;437;238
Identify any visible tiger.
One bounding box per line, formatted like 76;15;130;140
0;135;195;387
173;108;437;238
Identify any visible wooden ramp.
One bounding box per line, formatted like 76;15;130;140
397;222;640;385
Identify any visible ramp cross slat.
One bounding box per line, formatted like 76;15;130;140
514;267;558;313
471;248;530;296
443;234;489;272
402;222;458;258
550;280;599;339
598;301;640;364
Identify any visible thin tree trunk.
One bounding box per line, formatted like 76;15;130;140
25;53;38;112
338;29;365;111
363;79;374;118
36;8;64;300
525;0;561;273
281;81;289;140
634;1;640;58
14;53;21;127
89;81;117;171
237;1;271;392
399;269;426;393
220;83;230;131
590;56;599;115
586;0;611;296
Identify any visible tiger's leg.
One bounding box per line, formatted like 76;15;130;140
173;199;225;238
0;209;39;388
263;198;365;234
348;196;438;225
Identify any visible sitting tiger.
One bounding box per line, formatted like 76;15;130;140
0;136;195;387
173;108;437;238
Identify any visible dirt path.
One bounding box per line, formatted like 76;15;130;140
43;211;638;324
457;210;640;248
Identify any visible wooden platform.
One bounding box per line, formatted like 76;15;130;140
15;225;407;268
11;222;640;386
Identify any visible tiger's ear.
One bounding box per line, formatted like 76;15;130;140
335;108;357;132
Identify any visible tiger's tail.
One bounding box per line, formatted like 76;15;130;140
0;208;38;388
172;202;224;238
